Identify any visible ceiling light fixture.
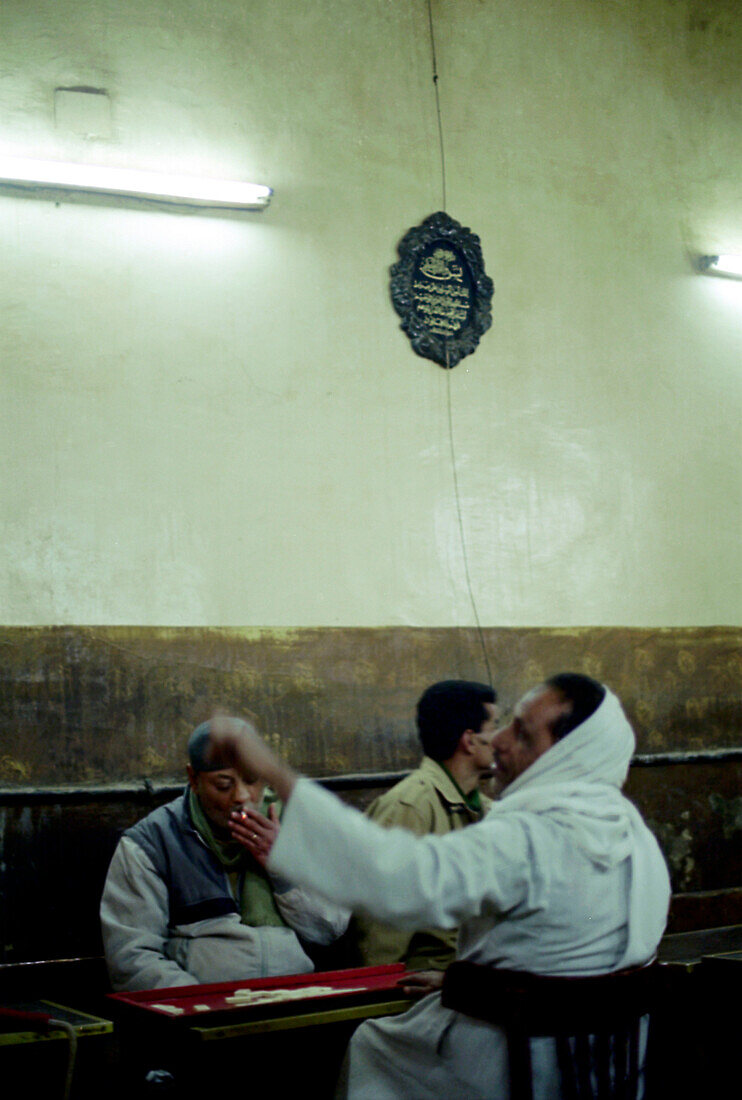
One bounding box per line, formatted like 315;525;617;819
0;154;272;212
696;254;742;280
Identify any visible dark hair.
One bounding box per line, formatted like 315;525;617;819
416;680;497;762
544;673;606;741
188;721;230;773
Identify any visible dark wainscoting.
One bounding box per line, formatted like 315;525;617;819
0;625;740;964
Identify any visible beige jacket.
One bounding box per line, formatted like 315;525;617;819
353;756;491;970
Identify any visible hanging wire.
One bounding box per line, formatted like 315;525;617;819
426;0;447;212
427;0;493;687
445;347;494;687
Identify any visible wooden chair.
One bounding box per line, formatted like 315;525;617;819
441;960;661;1100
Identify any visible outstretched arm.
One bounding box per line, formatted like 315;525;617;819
207;718;530;932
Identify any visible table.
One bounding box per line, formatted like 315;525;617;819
107;964;415;1098
657;922;742;967
0;1000;113;1100
653;925;742;1093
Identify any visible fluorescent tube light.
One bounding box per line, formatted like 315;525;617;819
0;155;272;211
697;254;742;280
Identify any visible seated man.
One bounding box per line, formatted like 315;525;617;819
100;719;349;991
354;679;498;970
218;673;671;1100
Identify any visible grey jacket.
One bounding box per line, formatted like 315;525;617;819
100;792;349;991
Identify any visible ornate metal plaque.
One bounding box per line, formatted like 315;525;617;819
390;211;494;368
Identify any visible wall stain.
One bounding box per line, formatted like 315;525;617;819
0;625;740;964
709;793;742;840
0;756;31;781
0;625;739;785
652;812;696;892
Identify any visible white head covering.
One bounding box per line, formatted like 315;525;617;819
489;687;635;869
488;686;670;966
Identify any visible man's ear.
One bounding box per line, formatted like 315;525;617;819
186;764;198;791
459;730;477;756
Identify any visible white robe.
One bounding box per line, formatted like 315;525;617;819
269;689;671;1099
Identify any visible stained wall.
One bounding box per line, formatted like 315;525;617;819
0;0;740;627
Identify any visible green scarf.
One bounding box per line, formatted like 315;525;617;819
188;788;288;928
441;764;483;815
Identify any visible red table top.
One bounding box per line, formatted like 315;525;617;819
107;964;412;1021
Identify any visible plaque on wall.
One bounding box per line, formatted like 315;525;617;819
390;211;494;368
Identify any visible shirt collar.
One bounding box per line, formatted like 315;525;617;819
419;756;482;813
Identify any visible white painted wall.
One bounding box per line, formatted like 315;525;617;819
1;0;740;627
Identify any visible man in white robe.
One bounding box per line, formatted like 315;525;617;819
217;674;671;1099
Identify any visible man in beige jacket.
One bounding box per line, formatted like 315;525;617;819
354;679;498;970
